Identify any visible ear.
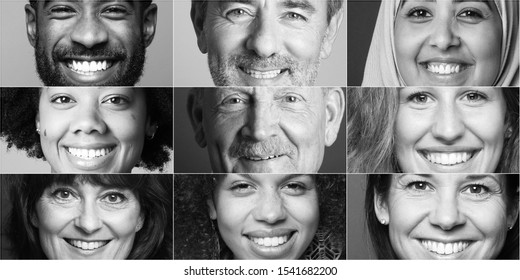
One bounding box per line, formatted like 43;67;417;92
135;213;145;232
25;4;38;48
374;192;390;224
145;117;158;139
142;3;158;47
207;198;217;220
324;87;345;146
191;2;208;53
30;212;39;228
319;9;343;60
187;88;207;148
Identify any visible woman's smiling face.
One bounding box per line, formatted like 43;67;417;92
394;0;502;86
375;174;517;259
34;181;144;259
37;87;152;173
208;174;319;259
395;87;507;173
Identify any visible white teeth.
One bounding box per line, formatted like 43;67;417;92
246;155;282;161
251;235;289;247
69;239;109;250
426;63;461;75
425;152;473;166
67;147;113;159
67;60;111;75
421;240;470;255
243;68;282;79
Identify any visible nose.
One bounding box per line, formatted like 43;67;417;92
429;195;466;231
252;188;287;224
431;103;465;143
428;16;461;51
70;106;107;135
74;201;103;234
245;16;281;58
70;13;109;49
240;101;279;141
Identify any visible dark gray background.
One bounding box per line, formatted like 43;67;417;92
174;87;347;173
348;174;377;259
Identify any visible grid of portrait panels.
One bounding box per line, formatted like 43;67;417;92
0;0;519;279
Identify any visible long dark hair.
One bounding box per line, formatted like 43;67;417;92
2;174;172;259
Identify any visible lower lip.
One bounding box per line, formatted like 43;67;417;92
247;233;297;259
418;63;472;86
237;67;288;86
63;147;116;172
60;61;119;85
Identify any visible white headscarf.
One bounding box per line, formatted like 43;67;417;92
362;0;518;86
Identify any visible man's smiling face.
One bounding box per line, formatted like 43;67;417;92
26;0;157;86
193;0;342;86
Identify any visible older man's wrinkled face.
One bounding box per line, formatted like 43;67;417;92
196;0;340;86
195;87;342;173
26;0;156;86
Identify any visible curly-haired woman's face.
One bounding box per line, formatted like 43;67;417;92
394;0;502;86
375;174;517;259
37;87;153;173
34;181;144;259
395;87;507;172
208;174;319;259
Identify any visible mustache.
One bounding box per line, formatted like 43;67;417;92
52;44;127;61
230;53;299;71
229;138;296;159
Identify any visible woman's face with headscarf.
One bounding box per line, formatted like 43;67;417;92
34;181;144;259
395;87;507;173
394;0;502;86
37;87;154;173
375;174;517;259
208;174;319;259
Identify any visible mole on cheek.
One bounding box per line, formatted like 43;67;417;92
44;129;47;137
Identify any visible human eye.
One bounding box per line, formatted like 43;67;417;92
219;94;249;112
406;91;434;105
102;95;130;105
281;182;308;196
461;184;493;200
406;181;434;192
283;11;308;22
406;7;433;22
50;187;78;204
229;182;256;196
460;91;488;104
48;5;77;19
51;95;75;104
101;191;128;205
457;8;485;23
102;5;131;20
225;7;253;22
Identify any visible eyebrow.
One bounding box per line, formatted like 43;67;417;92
218;0;316;13
241;174;310;182
43;0;135;8
464;174;501;184
401;0;492;9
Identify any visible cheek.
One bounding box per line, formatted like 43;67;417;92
283;28;324;60
395;111;426;147
36;204;71;234
106;210;141;237
106;113;145;145
466;110;505;145
394;22;421;61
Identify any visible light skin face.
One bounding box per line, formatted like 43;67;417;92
33;181;144;260
208;174;319;259
375;174;518;259
192;0;343;86
395;87;507;173
37;87;156;173
394;0;502;86
25;0;157;86
189;87;345;173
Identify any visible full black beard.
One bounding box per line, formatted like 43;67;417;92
34;39;146;86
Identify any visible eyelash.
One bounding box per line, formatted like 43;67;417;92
458;8;484;19
51;95;75;104
102;95;130;105
101;192;128;204
407;7;432;18
51;187;77;202
406;91;432;104
405;180;433;192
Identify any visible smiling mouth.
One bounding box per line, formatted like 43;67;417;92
245;154;283;161
421;240;471;255
421;151;476;166
66;146;115;159
248;233;294;247
66;59;114;75
65;239;111;250
240;67;288;79
422;63;469;75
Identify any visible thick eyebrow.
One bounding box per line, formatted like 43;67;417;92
464;174;501;184
402;0;492;9
241;174;310;183
43;0;136;8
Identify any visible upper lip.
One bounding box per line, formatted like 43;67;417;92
244;228;296;238
417;146;481;153
61;56;115;62
418;56;473;65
